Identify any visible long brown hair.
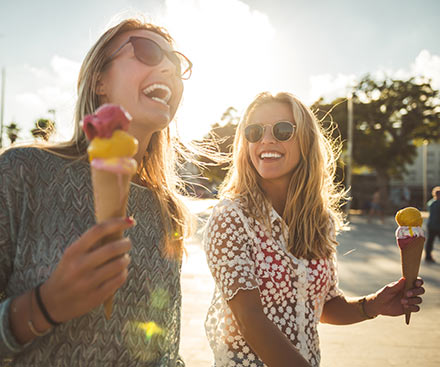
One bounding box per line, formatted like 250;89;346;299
220;92;346;259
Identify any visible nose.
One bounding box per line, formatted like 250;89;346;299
260;125;276;143
158;54;178;77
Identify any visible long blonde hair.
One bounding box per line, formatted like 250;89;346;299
24;18;193;256
220;92;346;259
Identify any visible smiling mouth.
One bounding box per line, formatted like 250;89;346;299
142;83;172;106
260;152;283;160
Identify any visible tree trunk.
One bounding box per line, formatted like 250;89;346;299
376;170;390;212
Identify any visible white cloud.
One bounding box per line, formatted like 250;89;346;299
411;50;440;89
6;55;79;142
309;73;357;103
309;50;440;104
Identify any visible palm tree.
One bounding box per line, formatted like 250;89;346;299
31;118;55;141
6;122;20;144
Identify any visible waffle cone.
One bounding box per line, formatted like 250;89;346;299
399;236;425;325
91;167;133;319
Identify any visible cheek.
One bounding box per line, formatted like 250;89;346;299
248;144;258;168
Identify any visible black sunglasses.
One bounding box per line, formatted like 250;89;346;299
105;36;193;80
244;121;297;143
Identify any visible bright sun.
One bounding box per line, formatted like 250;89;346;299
158;0;278;142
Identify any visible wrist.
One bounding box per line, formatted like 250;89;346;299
358;296;378;319
36;282;61;326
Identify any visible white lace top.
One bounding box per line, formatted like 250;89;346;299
204;199;343;367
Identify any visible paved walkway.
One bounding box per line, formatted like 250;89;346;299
180;199;440;366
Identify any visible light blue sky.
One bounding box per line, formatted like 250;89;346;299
1;0;439;143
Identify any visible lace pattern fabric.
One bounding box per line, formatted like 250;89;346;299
204;199;342;367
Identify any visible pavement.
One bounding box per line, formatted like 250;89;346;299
179;198;440;366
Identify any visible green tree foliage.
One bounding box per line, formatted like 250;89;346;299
6;122;20;144
31;118;56;141
313;75;440;199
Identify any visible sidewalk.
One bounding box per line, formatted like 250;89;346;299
180;199;440;366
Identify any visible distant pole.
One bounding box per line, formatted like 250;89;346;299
422;140;428;209
0;68;5;148
346;92;354;216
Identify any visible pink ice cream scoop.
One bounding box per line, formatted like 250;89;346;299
83;103;131;140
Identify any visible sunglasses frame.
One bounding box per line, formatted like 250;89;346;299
105;36;193;80
244;121;297;143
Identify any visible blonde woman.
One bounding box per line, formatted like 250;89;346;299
0;17;192;365
204;92;425;367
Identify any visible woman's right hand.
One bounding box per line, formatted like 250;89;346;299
39;217;135;323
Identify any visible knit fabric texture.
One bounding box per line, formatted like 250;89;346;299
0;147;184;366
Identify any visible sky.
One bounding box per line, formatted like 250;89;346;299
0;0;439;144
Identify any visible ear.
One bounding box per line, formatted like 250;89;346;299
96;78;106;96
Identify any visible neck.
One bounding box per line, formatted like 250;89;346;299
259;178;289;216
130;124;155;166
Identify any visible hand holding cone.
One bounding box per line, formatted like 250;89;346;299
83;104;138;319
395;207;425;325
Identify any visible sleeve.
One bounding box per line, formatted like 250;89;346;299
204;201;259;301
0;149;33;357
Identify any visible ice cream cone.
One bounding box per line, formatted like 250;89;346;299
91;166;133;319
399;236;425;325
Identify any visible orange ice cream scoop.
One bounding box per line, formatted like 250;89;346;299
395;207;423;227
87;130;138;161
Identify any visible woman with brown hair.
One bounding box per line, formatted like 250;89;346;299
0;16;192;366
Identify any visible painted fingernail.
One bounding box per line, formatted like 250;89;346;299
125;216;136;225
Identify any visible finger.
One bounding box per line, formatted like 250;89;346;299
92;268;129;304
89;254;131;289
75;217;136;253
401;297;423;305
414;277;424;288
403;304;420;313
405;287;426;298
85;238;132;269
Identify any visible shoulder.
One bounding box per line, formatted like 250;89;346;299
210;198;247;222
0;146;63;171
0;147;84;191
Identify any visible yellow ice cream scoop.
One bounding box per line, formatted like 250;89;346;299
87;130;138;161
395;207;423;227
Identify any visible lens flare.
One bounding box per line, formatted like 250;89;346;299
137;321;164;341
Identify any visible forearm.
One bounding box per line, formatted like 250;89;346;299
320;295;378;325
236;311;311;367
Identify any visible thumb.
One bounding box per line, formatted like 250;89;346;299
391;277;406;292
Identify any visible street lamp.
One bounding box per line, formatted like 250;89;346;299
346;91;354;217
0;68;5;148
422;140;428;209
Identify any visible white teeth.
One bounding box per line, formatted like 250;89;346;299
260;152;282;159
142;83;172;105
151;97;168;106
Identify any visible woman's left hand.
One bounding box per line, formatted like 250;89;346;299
367;277;425;317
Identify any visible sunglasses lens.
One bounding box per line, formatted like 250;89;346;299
132;38;163;66
244;125;263;143
273;121;295;141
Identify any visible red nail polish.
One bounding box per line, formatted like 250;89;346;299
125;216;135;225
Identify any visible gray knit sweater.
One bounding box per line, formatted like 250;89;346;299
0;147;184;366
